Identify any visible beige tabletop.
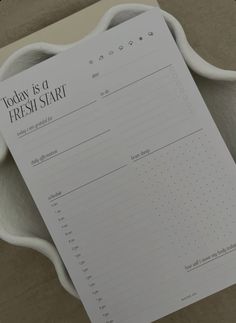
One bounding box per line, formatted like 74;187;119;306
0;0;236;322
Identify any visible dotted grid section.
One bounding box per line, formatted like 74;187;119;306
135;130;236;260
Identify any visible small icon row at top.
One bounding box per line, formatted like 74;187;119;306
89;32;154;64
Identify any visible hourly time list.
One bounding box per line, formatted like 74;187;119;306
0;7;236;323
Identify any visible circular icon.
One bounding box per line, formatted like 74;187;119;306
128;40;134;45
148;31;154;36
118;45;124;50
99;55;104;61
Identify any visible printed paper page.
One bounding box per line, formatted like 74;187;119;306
0;8;236;323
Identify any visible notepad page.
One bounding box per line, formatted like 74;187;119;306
0;7;236;323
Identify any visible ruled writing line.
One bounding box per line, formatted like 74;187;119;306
32;129;111;167
50;164;128;201
134;128;203;162
18;100;97;138
187;247;236;272
102;64;172;98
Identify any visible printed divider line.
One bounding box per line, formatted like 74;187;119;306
133;128;203;162
187;247;236;272
32;129;111;167
18;100;97;139
50;164;128;202
102;64;172;98
98;47;161;81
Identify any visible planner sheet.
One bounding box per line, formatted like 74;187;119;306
0;7;236;323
